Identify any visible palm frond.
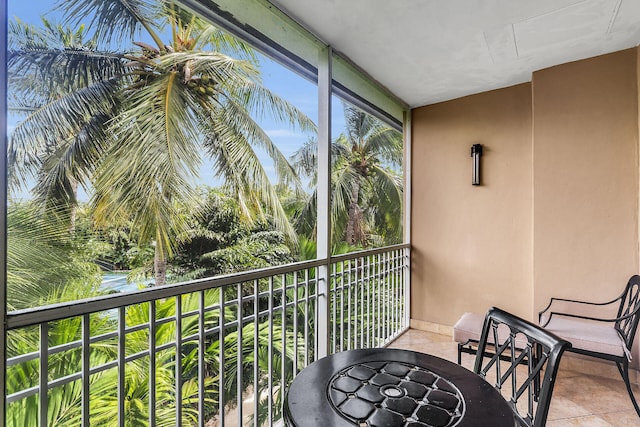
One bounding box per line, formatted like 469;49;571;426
8;78;120;191
93;72;201;257
8;18;126;94
292;188;317;239
366;166;403;241
368;166;403;207
290;137;318;179
6;203;100;311
290;137;350;182
344;104;375;146
58;0;162;48
9;48;126;94
363;126;403;167
32;112;109;209
6;93;43;115
7;17;63;50
215;97;302;189
156;4;258;63
227;79;317;133
204;114;297;244
157;50;257;85
331;165;359;241
195;25;258;62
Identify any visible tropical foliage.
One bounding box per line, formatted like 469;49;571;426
7;0;314;285
172;188;296;281
291;104;403;249
71;188;297;287
6;202;103;311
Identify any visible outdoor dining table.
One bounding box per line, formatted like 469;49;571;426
284;347;515;427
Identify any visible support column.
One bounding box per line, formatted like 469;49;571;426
403;110;412;328
1;0;9;423
316;46;332;358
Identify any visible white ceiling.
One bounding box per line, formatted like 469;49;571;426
269;0;640;108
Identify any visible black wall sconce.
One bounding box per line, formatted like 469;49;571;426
471;143;483;185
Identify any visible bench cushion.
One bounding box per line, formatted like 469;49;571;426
453;312;485;344
543;316;626;358
453;312;529;349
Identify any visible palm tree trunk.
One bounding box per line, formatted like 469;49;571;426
68;179;78;234
345;181;361;245
154;245;167;286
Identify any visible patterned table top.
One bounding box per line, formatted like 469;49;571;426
284;348;514;427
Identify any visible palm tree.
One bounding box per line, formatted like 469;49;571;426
291;103;403;248
6;17;118;231
7;0;315;286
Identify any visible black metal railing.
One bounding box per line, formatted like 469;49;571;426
5;244;409;427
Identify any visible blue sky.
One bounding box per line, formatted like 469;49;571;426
6;0;351;200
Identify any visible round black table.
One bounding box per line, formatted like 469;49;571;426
284;348;514;427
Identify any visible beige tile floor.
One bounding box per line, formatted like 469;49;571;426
388;329;640;427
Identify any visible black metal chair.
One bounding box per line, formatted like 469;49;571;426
539;274;640;417
474;307;571;427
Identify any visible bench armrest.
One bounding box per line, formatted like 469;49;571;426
540;310;633;328
539;296;622;326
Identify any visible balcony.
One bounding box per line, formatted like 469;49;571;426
4;0;640;426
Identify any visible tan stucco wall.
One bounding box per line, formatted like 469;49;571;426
411;83;533;325
411;48;640;329
532;49;639;310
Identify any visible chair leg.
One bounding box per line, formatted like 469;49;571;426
617;360;640;417
533;343;541;401
457;343;462;364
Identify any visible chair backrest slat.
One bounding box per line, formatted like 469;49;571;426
474;307;571;427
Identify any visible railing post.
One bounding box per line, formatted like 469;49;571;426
316;46;332;358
